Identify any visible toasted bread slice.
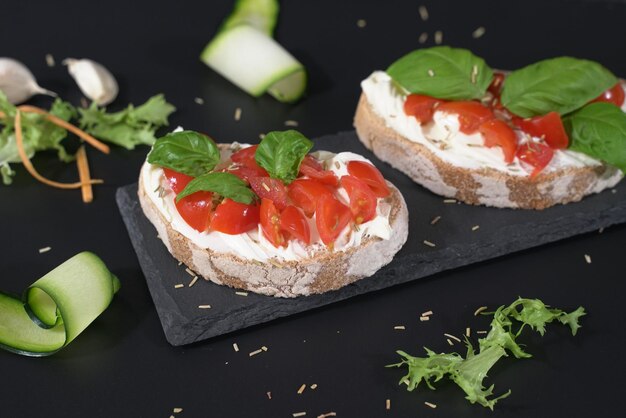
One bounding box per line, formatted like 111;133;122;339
354;94;622;209
138;163;409;298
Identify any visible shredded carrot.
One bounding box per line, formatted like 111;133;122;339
17;105;110;155
76;146;93;203
14;110;103;190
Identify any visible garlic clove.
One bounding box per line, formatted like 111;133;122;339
0;57;57;104
64;58;118;106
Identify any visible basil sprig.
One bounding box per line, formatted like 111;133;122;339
147;130;221;177
501;57;618;118
564;102;626;172
176;172;257;204
255;130;313;184
386;46;494;100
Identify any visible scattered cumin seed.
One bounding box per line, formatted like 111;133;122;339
266;391;272;400
234;107;242;121
310;383;318;390
334;161;341;169
466;327;471;337
317;413;337;418
235;291;249;296
599;227;605;234
424;401;437;409
418;5;429;21
259;133;265;140
584;254;592;264
421;310;433;317
261;346;268;351
419;32;428;44
233;343;239;352
472;225;480;231
357;19;367;28
249;349;263;357
443;198;457;203
292;412;307;417
430;216;441;225
471;64;478;84
394;325;406;330
446;338;454;346
427;69;435;77
45;53;55;67
284;120;299;127
612;189;617;194
297;383;307;394
262;182;271;192
174;284;184;289
474;306;488;316
173;408;183;414
188;276;199;287
434;30;443;45
194;97;204;105
444;333;461;342
472;26;486;39
38;246;51;253
386;398;391;410
419;316;430;322
178;261;183;266
423;240;436;248
185;268;195;277
476;330;488;334
198;304;211;309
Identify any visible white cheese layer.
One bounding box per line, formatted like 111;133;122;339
361;71;605;176
141;149;392;262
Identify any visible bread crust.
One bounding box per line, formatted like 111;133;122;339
138;166;409;298
354;94;622;209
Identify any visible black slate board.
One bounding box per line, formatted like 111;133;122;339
116;130;626;346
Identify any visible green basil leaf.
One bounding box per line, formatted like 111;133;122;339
176;172;257;204
500;57;618;117
147;130;220;177
386;46;494;100
564;102;626;172
255;130;313;184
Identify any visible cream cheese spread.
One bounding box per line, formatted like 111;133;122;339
141;148;393;262
361;71;605;176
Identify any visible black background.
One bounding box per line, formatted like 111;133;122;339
1;0;625;417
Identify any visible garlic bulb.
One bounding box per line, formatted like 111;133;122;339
0;58;57;104
64;58;118;106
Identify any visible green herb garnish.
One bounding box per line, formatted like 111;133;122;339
564;102;626;172
255;129;313;184
389;297;585;409
176;172;257;204
386;46;494;101
147;130;221;177
500;57;617;118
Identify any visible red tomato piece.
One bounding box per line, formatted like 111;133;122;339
229;145;269;180
280;205;310;244
315;194;352;246
512;112;569;149
299;155;339;186
163;168;194;194
287;178;334;218
516;142;554;178
175;191;213;233
209;199;260;235
438;101;495;134
478;119;518;163
231;145;258;166
227;163;269;183
591;82;625;107
487;72;506;97
340;175;377;224
346;161;390;198
403;94;445;124
249;177;289;210
260;198;285;247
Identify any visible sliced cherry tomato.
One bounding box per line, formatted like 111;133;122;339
512;112;569;149
438;101;495;134
229;145;269;180
591;82;625;107
209;199;260;235
487;72;506;97
231;145;258;166
299;155;339;186
175;191;213;233
346;161;390;198
403;94;445;124
316;194;352;246
340;175;377;224
260;198;285;247
163;168;194;194
478;119;518;163
287;179;334;218
280;205;310;244
227;163;269;183
516;142;554;178
249;177;289;210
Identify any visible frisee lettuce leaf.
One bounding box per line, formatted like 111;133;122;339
389;297;585;409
